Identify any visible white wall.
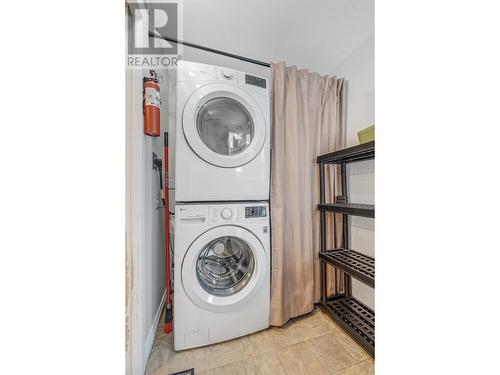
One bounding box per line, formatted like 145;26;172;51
126;9;169;375
331;34;375;309
180;0;374;75
144;70;168;349
126;67;168;375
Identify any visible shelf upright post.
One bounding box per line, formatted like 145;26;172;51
341;162;351;297
319;161;327;305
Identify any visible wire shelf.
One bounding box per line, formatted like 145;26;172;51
317;141;374;164
321;295;374;356
318;203;375;218
319;249;374;287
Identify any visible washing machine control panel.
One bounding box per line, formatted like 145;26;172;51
206;204;268;223
210;206;234;222
220;207;233;219
245;206;267;218
221;70;233;79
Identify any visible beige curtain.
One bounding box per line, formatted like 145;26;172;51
270;62;345;326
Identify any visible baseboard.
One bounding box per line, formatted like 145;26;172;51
142;289;167;375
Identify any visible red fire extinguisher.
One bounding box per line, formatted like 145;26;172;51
143;70;161;137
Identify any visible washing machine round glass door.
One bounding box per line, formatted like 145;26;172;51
182;83;267;168
181;225;267;312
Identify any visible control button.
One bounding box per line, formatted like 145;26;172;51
221;208;233;219
222;70;233;79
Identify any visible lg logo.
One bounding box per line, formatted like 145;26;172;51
128;2;178;55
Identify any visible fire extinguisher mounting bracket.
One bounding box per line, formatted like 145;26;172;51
152;152;162;170
144;70;163;84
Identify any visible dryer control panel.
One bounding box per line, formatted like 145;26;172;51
176;61;269;97
245;74;267;89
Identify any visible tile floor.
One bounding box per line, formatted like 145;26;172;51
145;308;374;375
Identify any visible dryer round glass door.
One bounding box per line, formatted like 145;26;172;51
182;225;267;312
182;83;266;168
196;98;254;156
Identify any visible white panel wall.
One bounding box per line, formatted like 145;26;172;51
331;35;375;309
126;67;168;375
126;11;173;374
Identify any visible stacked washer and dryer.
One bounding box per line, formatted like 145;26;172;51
173;61;271;350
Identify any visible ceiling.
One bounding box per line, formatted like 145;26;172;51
180;0;374;75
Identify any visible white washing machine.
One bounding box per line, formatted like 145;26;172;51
175;61;270;202
174;202;270;350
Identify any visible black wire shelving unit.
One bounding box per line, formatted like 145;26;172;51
318;140;375;357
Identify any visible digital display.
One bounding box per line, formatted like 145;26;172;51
245;74;267;89
245;206;267;218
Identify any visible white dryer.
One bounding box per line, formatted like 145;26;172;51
175;61;270;202
173;202;270;350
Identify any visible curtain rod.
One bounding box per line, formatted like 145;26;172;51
148;31;271;68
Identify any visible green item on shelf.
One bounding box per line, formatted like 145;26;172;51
357;125;375;144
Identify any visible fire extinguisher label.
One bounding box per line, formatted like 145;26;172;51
145;87;161;108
